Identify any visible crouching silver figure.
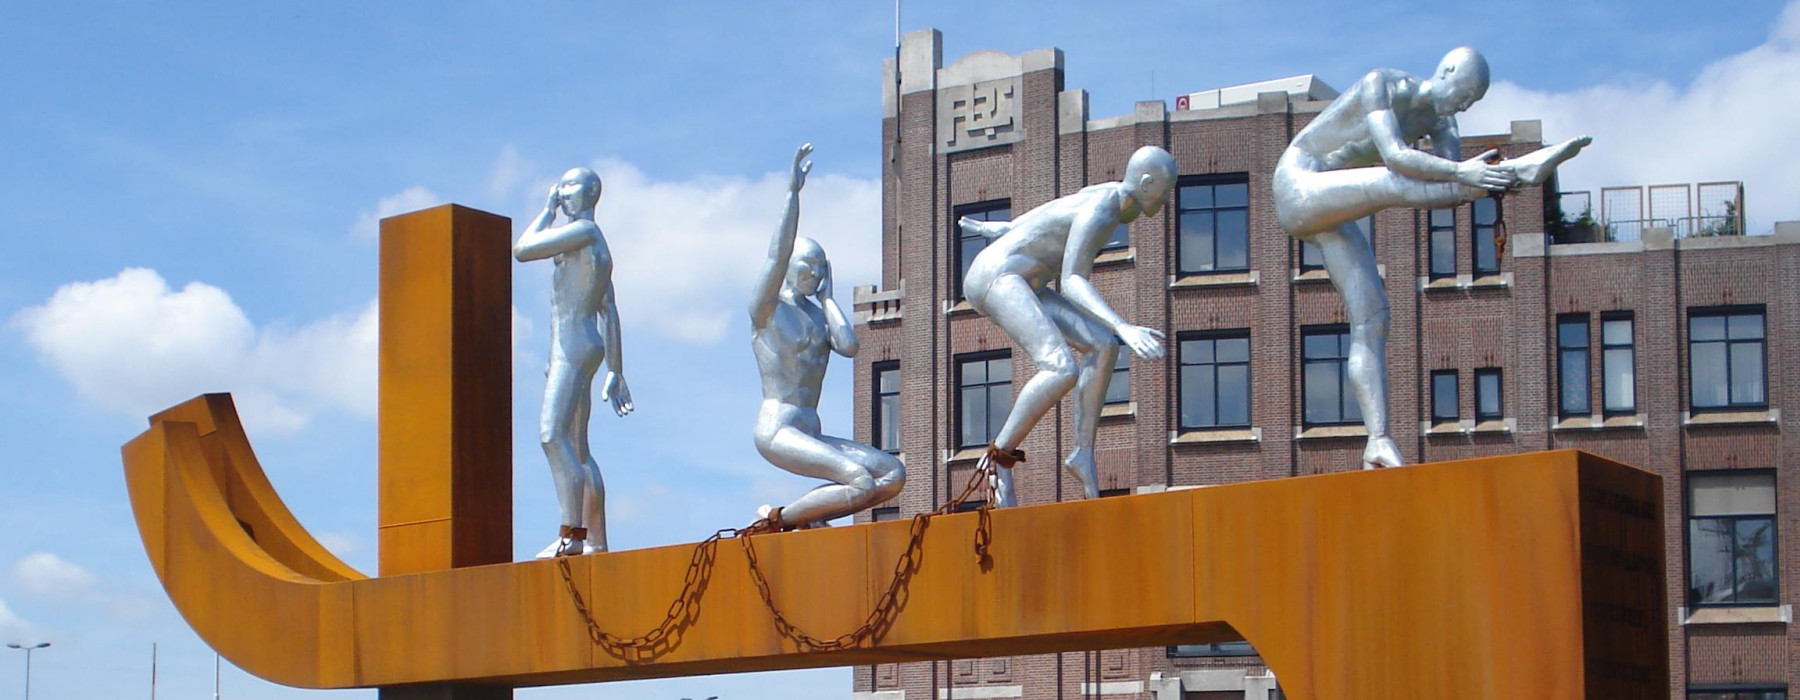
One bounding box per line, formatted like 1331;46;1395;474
958;146;1176;507
751;144;905;528
516;167;634;557
1273;46;1590;469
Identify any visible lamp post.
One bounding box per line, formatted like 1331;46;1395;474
5;642;50;700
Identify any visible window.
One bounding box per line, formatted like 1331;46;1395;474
1475;368;1503;421
1104;352;1130;405
873;362;900;453
952;499;987;513
1179;332;1251;429
1103;223;1129;251
1557;315;1590;417
1177;176;1250;274
955;200;1011;298
1299;216;1372;271
1473;197;1500;275
1099;488;1132;498
1602;313;1636;415
1689;471;1778;606
1302;327;1361;426
1430;370;1458;424
1169;641;1257;658
1690;685;1787;700
1690;307;1766;410
1428;208;1456;279
956;353;1013;449
871;506;902;522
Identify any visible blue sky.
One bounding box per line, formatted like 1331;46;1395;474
2;2;1798;698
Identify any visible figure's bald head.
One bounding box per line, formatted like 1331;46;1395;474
787;236;829;296
1122;146;1178;216
1430;47;1490;114
556;167;603;215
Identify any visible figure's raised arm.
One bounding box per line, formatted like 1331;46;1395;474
749;144;812;329
515;185;595;261
1059;202;1164;359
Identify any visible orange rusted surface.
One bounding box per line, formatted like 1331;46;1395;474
123;395;1666;698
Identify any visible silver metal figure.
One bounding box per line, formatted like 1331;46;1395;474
959;146;1175;507
751;144;905;527
1272;47;1590;469
515;167;634;557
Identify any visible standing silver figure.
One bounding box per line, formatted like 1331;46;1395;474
1273;47;1590;469
515;167;634;557
751;144;905;528
959;146;1175;507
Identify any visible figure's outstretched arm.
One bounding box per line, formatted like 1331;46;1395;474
749;144;813;329
1367;108;1511;191
599;282;633;416
515;186;596;261
1060;202;1164;359
818;261;858;358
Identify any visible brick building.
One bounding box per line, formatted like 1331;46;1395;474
850;29;1800;700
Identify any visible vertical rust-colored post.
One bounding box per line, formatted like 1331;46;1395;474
377;205;514;700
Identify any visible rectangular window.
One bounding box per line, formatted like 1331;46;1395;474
1689;471;1778;607
871;506;901;522
1475;368;1503;421
1099;488;1132;498
1428;208;1457;279
1473;197;1500;275
1168;641;1257;658
1104;352;1130;405
954;200;1011;299
1179;332;1251;429
1690;686;1788;700
1302;327;1361;426
1103;222;1130;251
873;361;900;453
1690;307;1767;410
1602;313;1636;415
1177;176;1250;274
956;353;1013;449
1299;216;1372;272
1558;314;1591;418
1430;370;1458;424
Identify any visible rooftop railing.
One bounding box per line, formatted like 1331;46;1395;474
1553;181;1745;243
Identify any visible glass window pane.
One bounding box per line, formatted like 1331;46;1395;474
1182;339;1212;365
1349;216;1373;245
1731;342;1766;405
1105;223;1129;250
1477;372;1501;418
960;386;985;447
1735;518;1779;604
1691;343;1728;408
1430;229;1456;276
1104;353;1129;404
961;361;985;386
879;397;900;450
1691;315;1726;341
1181;365;1215;428
1216;337;1249;364
992;357;1011;380
1729;313;1764;340
1303;334;1337;360
1344;372;1363;423
878;368;900;393
1473;197;1497;225
1216;182;1249;208
1691;472;1776;516
1216;209;1249;270
1181;185;1213;210
1430;208;1455;227
1304;361;1339;424
988;385;1012;444
1603;348;1635;412
1559;319;1589;348
1300;240;1324;268
1560;351;1589;414
1602;319;1632;346
1432;373;1457;421
1218;365;1249;425
1475;229;1497;272
1689;518;1736;604
1180;212;1215;272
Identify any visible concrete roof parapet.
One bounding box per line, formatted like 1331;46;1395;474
899;28;941;95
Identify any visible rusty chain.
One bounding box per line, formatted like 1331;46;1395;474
555;453;1004;659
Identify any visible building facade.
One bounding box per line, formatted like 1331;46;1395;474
851;29;1800;700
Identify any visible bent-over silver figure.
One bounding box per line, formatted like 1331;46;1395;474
959;146;1175;507
751;144;905;528
515;167;634;557
1272;46;1590;469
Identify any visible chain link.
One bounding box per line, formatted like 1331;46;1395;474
555;453;1004;659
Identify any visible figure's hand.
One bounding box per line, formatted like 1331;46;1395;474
790;143;813;192
544;184;562;212
816;260;835;302
1456;149;1516;191
600;371;634;417
1115;325;1166;360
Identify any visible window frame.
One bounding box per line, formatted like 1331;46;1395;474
1688;305;1769;412
1176;174;1252;276
1686;469;1780;609
953;199;1012;300
1428;207;1457;279
1688;684;1788;700
1474;367;1503;422
870;506;902;522
954;351;1013;450
1557;313;1592;418
872;360;901;453
1601;312;1637;416
1167;641;1258;658
1178;330;1253;430
1301;326;1361;427
1472;197;1500;276
1430;369;1459;425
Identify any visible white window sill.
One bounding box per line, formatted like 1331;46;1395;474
944;299;978;316
1095;247;1135;266
1170;270;1259;289
1419;272;1514;291
1294;424;1367;440
1422;418;1517;435
1169;427;1262;445
1291;264;1386;284
1680;605;1790;625
1552;414;1647;431
945;447;988;463
1100;401;1136;419
1682;408;1780;427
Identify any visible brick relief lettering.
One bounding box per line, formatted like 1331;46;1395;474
939;77;1022;153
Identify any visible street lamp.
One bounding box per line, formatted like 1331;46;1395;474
5;643;50;700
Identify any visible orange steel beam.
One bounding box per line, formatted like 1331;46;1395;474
123;394;1668;699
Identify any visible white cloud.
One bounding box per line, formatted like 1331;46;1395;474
1461;1;1800;234
486;145;533;203
312;531;363;558
0;598;38;645
349;185;443;241
10;553;97;605
13;268;377;435
569;157;882;343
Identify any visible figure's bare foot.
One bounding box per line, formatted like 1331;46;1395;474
1361;436;1404;470
1063;446;1100;500
1504;136;1592;186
